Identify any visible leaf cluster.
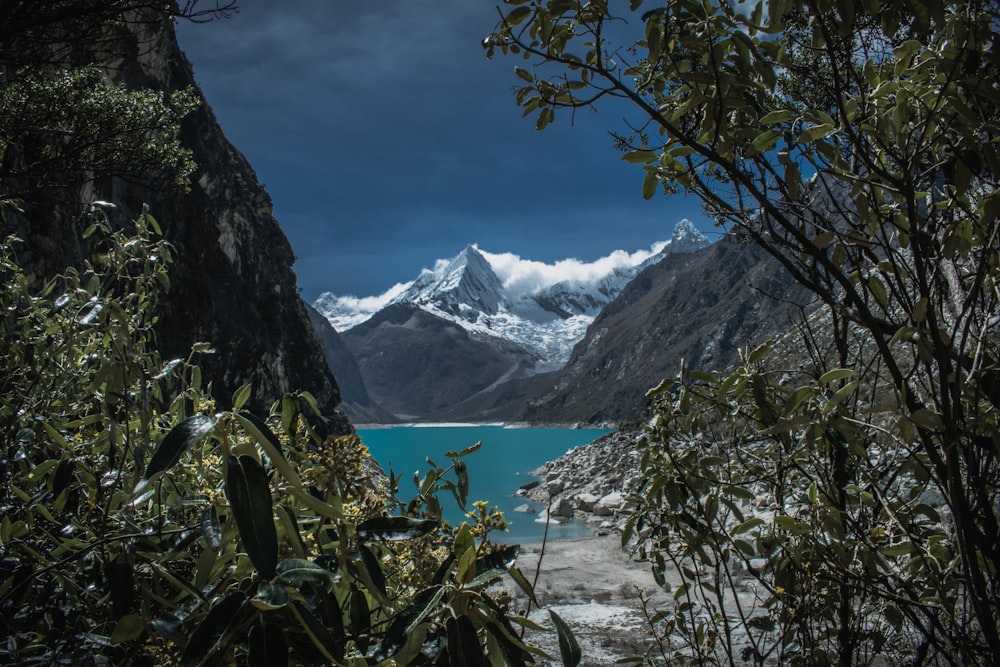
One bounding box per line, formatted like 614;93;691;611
491;0;1000;664
0;67;198;199
0;210;574;666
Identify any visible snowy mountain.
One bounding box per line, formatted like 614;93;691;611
314;219;710;371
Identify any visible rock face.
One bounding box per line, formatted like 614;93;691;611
2;12;351;432
341;302;540;418
305;304;397;425
518;236;813;424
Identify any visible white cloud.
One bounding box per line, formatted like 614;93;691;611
479;241;668;300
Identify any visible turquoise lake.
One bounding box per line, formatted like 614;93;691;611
358;425;609;543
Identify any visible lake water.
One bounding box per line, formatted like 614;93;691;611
358;425;610;543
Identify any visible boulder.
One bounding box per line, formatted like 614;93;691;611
513;504;536;514
575;493;601;512
594;492;625;516
552;497;575;518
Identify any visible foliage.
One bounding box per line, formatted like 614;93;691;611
0;210;561;665
0;1;239;202
491;0;999;664
0;67;199;197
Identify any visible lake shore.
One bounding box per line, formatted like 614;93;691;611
502;532;673;666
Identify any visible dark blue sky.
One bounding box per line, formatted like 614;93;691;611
176;1;711;301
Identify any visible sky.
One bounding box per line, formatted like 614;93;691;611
175;1;712;302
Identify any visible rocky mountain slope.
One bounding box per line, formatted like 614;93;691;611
518;236;814;424
1;11;351;433
442;234;814;425
316;221;709;420
305;304;396;424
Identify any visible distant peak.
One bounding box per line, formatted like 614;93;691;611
668;219;710;254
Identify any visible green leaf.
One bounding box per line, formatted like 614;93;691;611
447;615;486;667
470;545;521;586
505;6;532;26
642;168;658;200
357;543;388;599
773;515;811;535
374;586;446;662
143;415;215;481
232;383;252;410
251;581;289;610
200;506;222;551
751;129;781;154
280;394;298;436
350;585;371;653
549;609;581;667
819;368;854;385
225;455;278;579
909;408;944;432
822;381;858;413
289;601;344;664
507;566;539;606
455;460;470;509
457;541;478;583
248;624;288;667
484;623;536;666
446;441;483;458
881;542;915;557
536;107;555;131
180;592;246;667
797;123;835;143
759;109;794;124
514;66;534;83
357;516;440;541
621;149;658;165
110;613;145;644
276;558;340;589
510;615;547;631
733;517;765;535
235;412;302;486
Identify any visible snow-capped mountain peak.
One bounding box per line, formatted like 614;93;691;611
314;220;710;367
669;218;709;254
401;244;504;317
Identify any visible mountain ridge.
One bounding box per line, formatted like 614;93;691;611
315;219;710;369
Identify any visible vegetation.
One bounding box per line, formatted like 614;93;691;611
0;3;574;665
0;1;234;201
491;0;999;664
0;209;552;665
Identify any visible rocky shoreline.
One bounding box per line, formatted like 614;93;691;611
514;430;644;533
498;430;659;664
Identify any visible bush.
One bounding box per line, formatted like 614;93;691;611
0;206;553;666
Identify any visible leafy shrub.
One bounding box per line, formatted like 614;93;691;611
0;206;558;666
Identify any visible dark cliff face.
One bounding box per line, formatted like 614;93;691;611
2;12;351;433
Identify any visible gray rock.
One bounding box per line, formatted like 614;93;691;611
545;479;565;495
597;492;625;514
553;497;576;518
575;493;601;512
513;504;536;514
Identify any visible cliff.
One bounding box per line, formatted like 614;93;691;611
1;9;351;433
